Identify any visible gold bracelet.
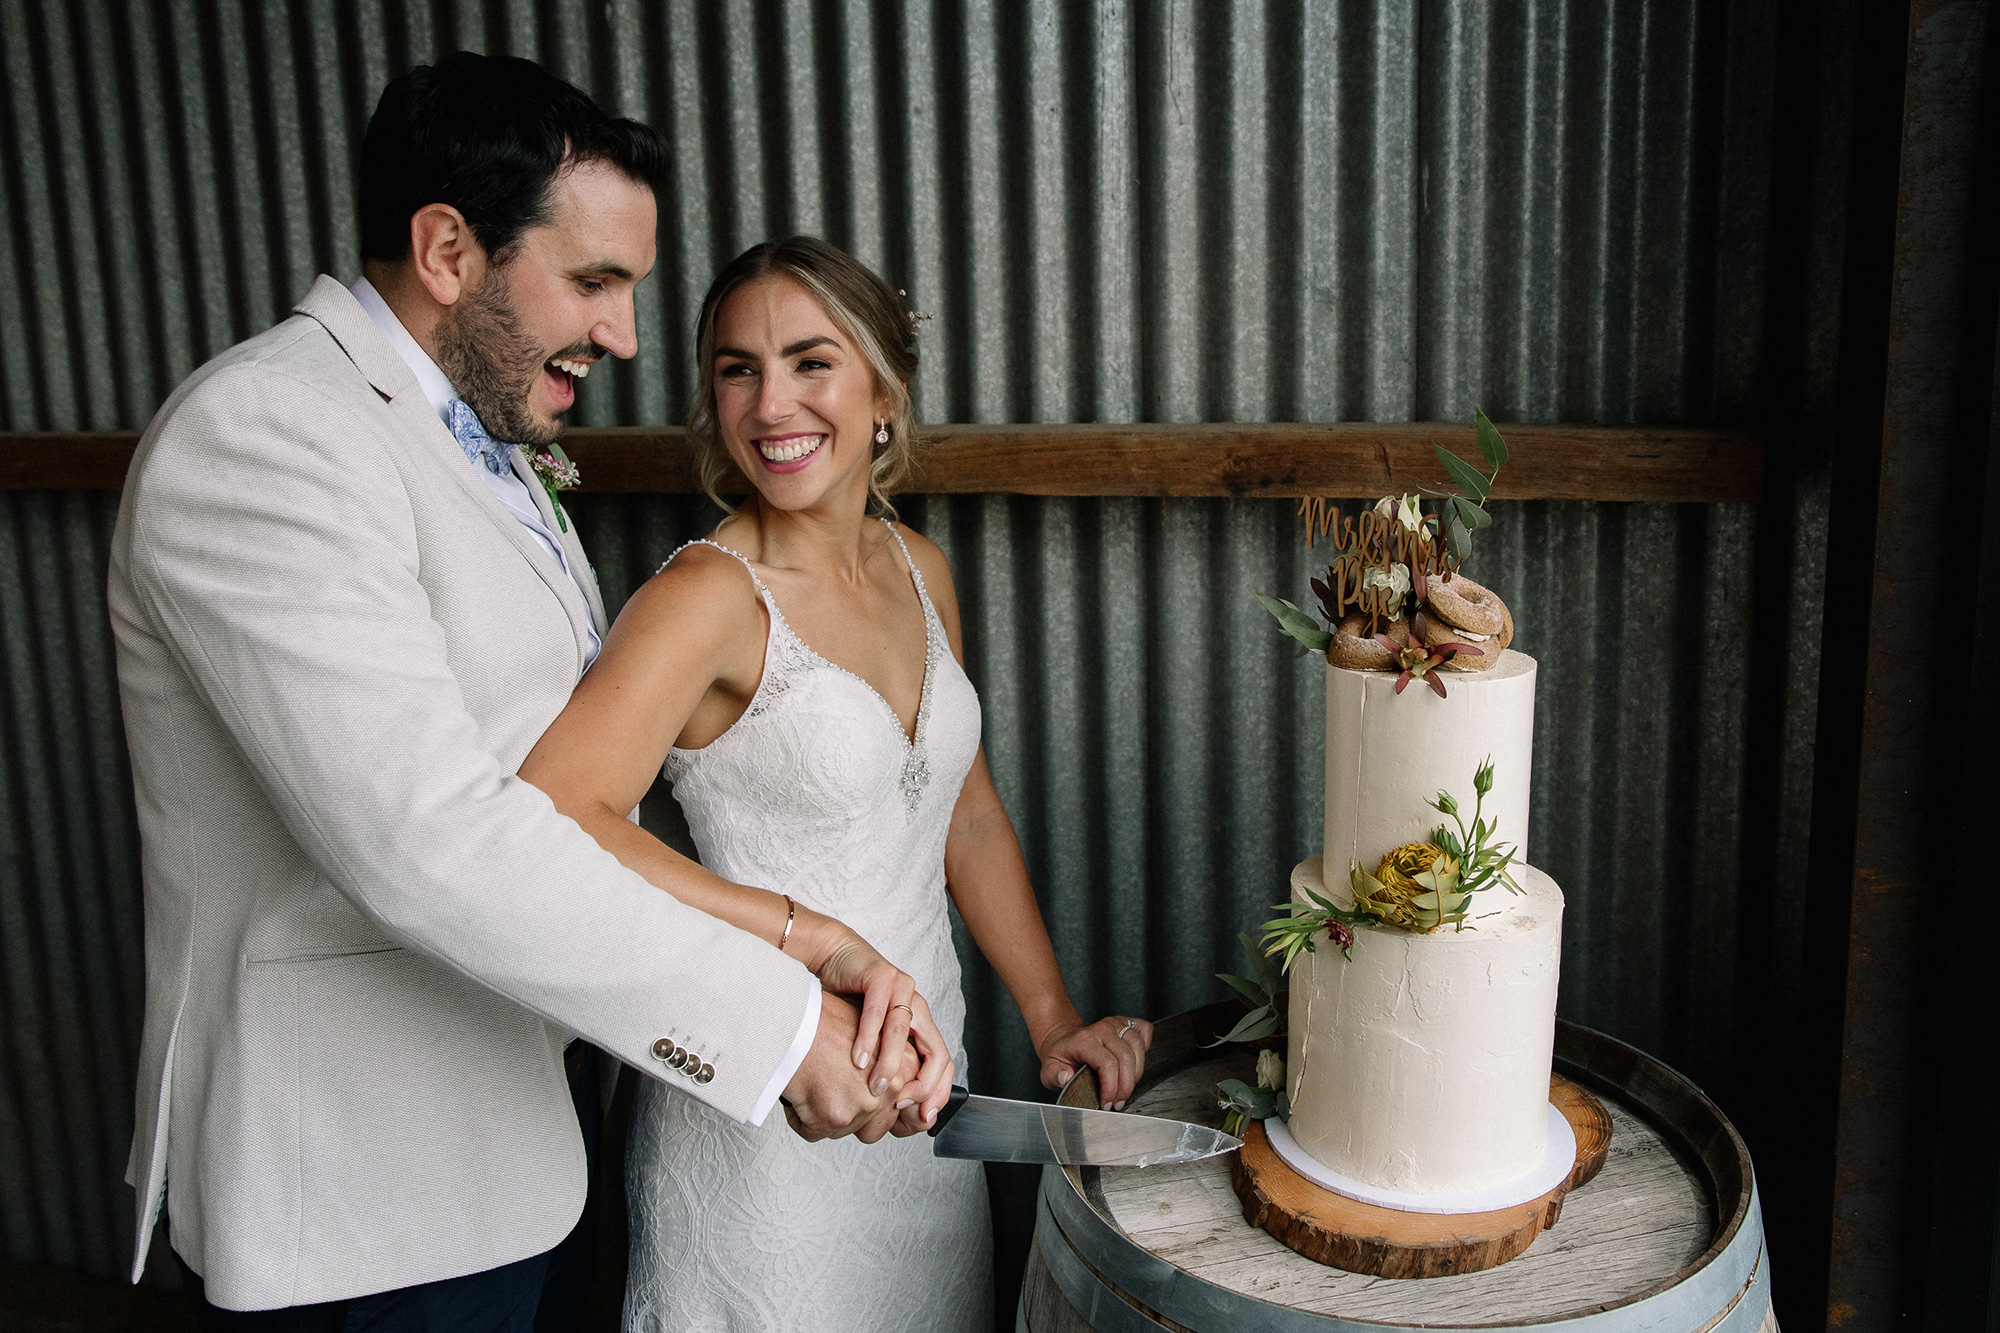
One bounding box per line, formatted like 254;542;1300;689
777;894;795;952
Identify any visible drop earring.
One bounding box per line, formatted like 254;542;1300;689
875;422;889;445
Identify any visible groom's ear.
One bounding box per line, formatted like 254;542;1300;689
408;203;487;308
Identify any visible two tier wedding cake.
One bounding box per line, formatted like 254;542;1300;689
1250;416;1572;1215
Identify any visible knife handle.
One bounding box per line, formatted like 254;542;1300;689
927;1085;970;1137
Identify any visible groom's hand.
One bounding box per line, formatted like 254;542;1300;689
781;994;904;1143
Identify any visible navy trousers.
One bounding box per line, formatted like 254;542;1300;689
178;1047;605;1333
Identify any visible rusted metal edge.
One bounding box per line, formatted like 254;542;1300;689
1;424;1763;502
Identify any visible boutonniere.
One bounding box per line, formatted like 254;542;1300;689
526;444;582;532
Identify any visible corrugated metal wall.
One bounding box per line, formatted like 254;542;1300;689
0;0;1844;1298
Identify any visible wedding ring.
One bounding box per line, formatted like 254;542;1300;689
889;1004;914;1018
1116;1019;1136;1039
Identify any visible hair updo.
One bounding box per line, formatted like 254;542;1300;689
686;236;923;515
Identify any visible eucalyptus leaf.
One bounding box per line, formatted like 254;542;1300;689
1447;513;1471;561
1216;1078;1270;1104
1254;592;1334;652
1200;1008;1280;1048
1475;408;1509;468
1433;445;1492;501
1451;494;1492;531
1247;933;1283;992
1217;973;1269;1008
1212;1010;1281;1045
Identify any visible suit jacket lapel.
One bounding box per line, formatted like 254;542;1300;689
294;276;597;670
509;449;606;638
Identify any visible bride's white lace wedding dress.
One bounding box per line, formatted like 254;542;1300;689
624;523;993;1332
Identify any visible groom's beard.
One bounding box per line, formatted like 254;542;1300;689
434;267;569;448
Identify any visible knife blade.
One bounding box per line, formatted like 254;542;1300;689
926;1085;1242;1167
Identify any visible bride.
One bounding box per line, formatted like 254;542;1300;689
520;236;1151;1331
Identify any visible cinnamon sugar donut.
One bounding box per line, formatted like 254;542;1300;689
1421;590;1513;671
1424;574;1506;637
1326;614;1409;671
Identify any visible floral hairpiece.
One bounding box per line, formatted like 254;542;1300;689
898;289;935;359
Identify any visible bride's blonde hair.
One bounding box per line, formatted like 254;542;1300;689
686;236;923;516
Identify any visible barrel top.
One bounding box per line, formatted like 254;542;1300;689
1039;1006;1768;1331
1092;1062;1709;1322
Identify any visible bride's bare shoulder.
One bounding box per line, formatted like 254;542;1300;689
886;523;952;581
615;540;766;647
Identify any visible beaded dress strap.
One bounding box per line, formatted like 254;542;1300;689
662;537;783;612
877;519;943;639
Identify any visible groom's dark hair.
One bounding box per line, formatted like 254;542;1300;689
359;52;669;264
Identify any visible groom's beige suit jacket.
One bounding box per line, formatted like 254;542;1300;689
108;276;819;1311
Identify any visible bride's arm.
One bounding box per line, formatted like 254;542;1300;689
899;528;1154;1110
519;549;953;1126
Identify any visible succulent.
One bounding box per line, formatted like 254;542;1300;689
1378;612;1485;698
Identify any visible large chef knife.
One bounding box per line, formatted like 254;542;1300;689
927;1086;1242;1167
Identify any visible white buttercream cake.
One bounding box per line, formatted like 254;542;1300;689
1282;648;1569;1206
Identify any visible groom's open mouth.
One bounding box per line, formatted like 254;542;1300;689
541;356;594;413
756;433;825;473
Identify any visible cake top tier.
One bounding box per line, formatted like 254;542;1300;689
1323;649;1537;901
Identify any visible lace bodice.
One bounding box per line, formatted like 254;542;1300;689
659;522;980;932
625;521;992;1332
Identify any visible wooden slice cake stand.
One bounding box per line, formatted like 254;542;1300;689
1232;1075;1613;1279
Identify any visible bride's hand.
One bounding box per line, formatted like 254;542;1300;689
794;909;952;1093
882;994;955;1136
1035;1015;1153;1111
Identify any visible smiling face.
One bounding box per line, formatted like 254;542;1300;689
433;159;657;445
710;275;890;513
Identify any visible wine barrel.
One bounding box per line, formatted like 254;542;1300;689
1019;1005;1774;1333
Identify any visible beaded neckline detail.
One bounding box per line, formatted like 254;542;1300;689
663;520;943;813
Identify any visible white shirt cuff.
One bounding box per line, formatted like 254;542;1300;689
747;984;821;1127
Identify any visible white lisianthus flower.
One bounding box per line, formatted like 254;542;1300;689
1374;493;1423;531
1255;1049;1286;1092
1362;562;1412;605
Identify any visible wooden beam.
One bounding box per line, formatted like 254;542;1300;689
0;422;1762;502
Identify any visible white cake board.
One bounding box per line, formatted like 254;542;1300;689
1264;1102;1578;1215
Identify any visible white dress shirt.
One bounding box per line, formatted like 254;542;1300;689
349;276;817;1125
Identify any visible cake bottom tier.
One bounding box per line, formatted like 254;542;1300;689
1285;857;1565;1198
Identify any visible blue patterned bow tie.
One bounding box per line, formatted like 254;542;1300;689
446;399;517;476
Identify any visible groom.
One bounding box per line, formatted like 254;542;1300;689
110;53;904;1329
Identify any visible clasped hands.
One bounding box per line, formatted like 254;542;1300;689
780;909;955;1143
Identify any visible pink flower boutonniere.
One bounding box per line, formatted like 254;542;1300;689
526;444;582;531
